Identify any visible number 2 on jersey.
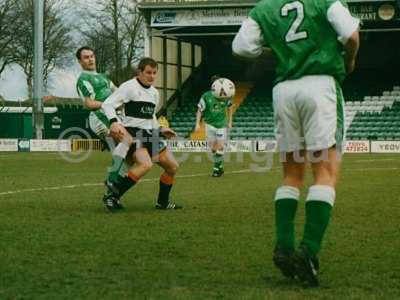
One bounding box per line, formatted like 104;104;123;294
281;1;308;43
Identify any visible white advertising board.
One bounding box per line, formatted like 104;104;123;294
371;141;400;153
0;139;18;152
30;139;71;152
151;8;251;27
344;141;370;153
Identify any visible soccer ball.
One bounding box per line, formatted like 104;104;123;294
211;78;235;100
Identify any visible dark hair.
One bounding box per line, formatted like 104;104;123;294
76;46;95;60
138;57;158;71
210;74;221;84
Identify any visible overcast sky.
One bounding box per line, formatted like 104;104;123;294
0;62;83;101
0;0;103;101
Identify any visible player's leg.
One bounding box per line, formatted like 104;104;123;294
213;128;227;176
294;75;345;286
293;148;340;287
106;127;134;183
211;140;224;177
102;125;138;211
89;113;132;192
103;147;153;212
301;147;340;255
102;127;145;212
153;149;182;209
89;112;132;209
272;79;305;278
89;111;134;195
273;152;306;279
206;124;217;175
89;112;112;146
277;151;306;248
206;124;223;177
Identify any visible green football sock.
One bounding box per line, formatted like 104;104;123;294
107;156;125;182
107;142;130;182
214;152;224;170
274;186;300;252
301;185;335;257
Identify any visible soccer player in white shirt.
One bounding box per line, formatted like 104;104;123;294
102;57;182;212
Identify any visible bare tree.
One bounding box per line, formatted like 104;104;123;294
77;0;144;85
0;0;19;76
121;1;144;79
81;26;114;74
10;0;73;99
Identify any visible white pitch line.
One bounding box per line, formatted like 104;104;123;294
354;159;398;163
0;169;256;197
344;167;400;171
0;183;104;196
1;166;399;197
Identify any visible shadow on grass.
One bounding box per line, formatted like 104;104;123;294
261;273;333;291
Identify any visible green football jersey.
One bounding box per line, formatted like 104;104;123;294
250;0;348;84
76;71;113;102
198;91;232;129
76;71;113;126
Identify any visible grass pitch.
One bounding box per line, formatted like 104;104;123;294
0;152;399;299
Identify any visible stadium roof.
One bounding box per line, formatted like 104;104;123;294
139;0;400;37
139;0;256;9
139;0;397;9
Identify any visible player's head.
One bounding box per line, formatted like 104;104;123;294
76;46;96;71
137;57;158;86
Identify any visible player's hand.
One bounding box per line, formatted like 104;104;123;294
194;124;200;132
109;122;125;140
346;59;356;74
160;127;177;139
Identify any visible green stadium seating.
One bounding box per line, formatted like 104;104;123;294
169;81;400;141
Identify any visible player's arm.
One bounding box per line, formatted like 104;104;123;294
343;31;359;74
77;80;103;111
195;109;203;132
102;86;127;139
160;125;177;139
232;18;268;59
83;97;103;110
227;102;234;129
195;98;205;132
110;81;118;92
326;0;360;73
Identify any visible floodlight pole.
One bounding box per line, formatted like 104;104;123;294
33;0;44;139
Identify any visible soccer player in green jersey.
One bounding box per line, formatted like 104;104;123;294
233;0;360;286
76;46;133;209
76;46;117;143
195;76;233;177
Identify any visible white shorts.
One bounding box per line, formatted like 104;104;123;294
273;75;345;152
89;112;109;140
205;124;227;142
